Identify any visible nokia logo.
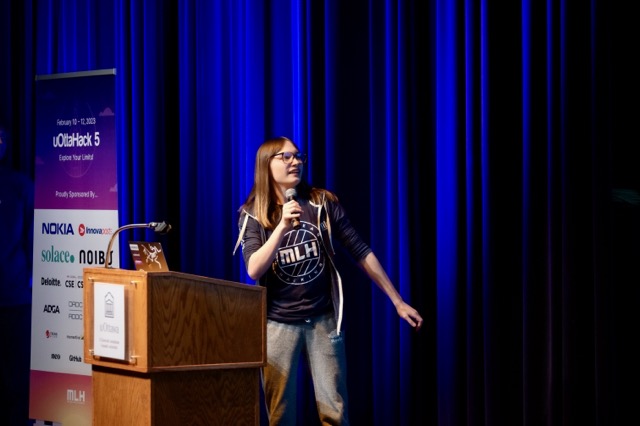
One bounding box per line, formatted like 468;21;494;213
42;223;75;235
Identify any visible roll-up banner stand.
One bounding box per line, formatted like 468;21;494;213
29;69;118;426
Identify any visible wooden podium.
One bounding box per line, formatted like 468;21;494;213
83;267;266;426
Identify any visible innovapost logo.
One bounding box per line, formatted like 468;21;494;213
78;223;114;236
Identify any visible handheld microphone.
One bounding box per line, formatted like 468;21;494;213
104;221;172;268
284;188;301;230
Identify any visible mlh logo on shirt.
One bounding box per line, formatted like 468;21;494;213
275;221;326;285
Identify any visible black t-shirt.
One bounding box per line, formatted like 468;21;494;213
265;201;333;322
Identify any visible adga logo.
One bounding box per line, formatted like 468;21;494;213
43;304;61;314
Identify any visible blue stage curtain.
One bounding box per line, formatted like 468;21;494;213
2;0;637;425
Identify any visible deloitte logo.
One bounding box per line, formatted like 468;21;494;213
41;245;75;263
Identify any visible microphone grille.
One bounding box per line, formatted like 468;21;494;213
285;188;297;198
153;221;172;234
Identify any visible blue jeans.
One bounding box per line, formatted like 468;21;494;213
262;312;349;425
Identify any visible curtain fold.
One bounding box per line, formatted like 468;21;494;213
2;0;637;424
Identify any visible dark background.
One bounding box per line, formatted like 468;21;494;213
1;1;638;425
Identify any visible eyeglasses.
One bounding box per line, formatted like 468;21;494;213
270;151;307;164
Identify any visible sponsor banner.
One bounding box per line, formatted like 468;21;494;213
31;70;117;425
31;209;119;375
29;370;92;426
34;71;117;210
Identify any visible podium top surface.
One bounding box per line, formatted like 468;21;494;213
83;267;266;372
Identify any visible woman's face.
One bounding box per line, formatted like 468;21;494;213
269;140;304;193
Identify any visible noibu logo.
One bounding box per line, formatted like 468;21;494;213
79;249;111;266
42;222;74;235
41;246;75;263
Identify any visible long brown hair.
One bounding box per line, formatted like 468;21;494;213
242;136;337;229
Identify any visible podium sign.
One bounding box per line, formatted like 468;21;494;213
92;282;126;360
83;267;266;425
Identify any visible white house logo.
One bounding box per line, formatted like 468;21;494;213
274;221;325;285
104;292;115;318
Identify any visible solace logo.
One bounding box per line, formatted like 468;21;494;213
41;246;75;263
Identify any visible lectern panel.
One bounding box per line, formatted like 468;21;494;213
83;268;266;373
83;268;265;425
